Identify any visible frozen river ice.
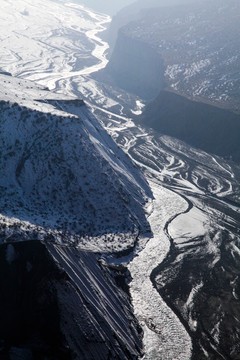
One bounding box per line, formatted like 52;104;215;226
128;182;192;359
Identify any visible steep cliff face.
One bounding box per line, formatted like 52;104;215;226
102;29;165;99
105;0;240;111
0;241;143;359
140;91;240;161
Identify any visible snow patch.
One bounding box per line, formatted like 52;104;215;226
169;207;208;242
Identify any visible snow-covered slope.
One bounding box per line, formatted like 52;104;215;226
0;73;151;251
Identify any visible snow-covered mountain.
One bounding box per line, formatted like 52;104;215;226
0;73;151;251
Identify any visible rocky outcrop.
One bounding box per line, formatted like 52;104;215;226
0;241;143;359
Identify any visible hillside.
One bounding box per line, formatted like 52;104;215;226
0;73;151;251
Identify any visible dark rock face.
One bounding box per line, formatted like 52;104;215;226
0;241;143;360
101;30;165;99
0;241;70;360
141;91;240;162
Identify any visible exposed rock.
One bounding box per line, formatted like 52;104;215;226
0;241;143;360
